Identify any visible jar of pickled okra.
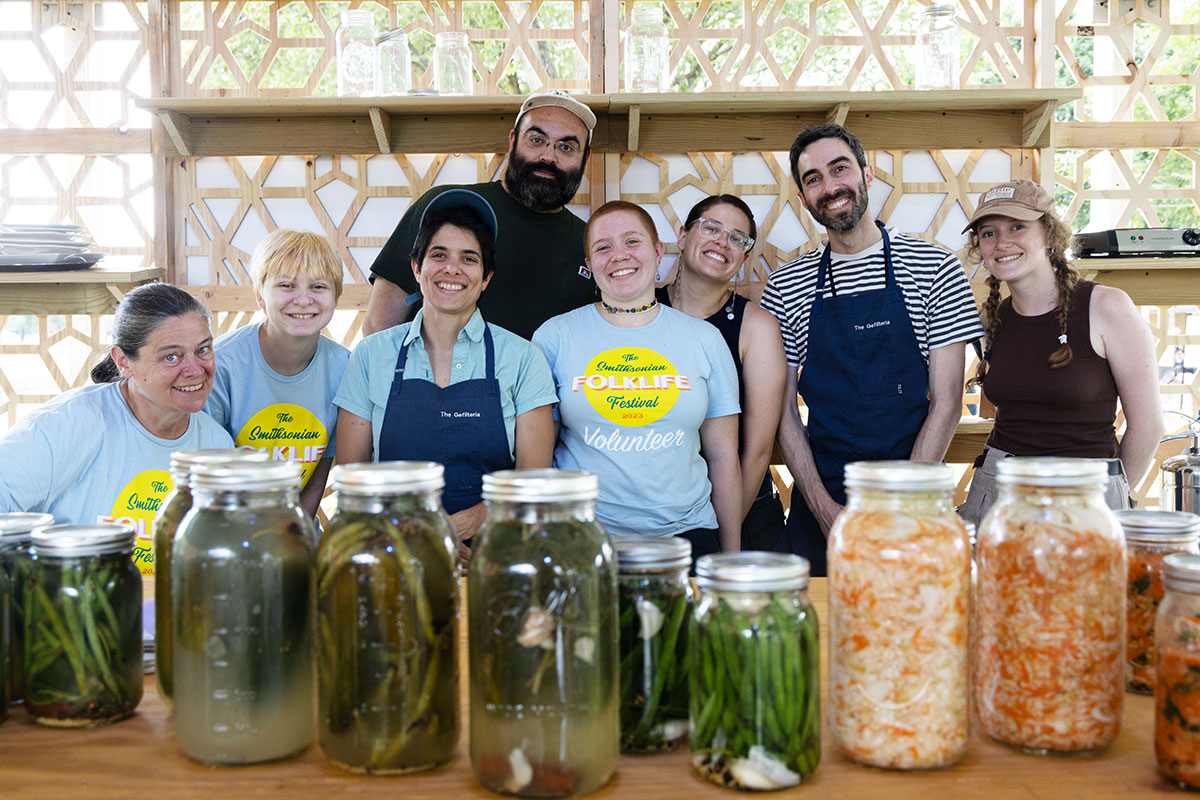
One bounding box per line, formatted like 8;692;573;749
691;552;819;791
614;535;693;753
828;461;970;770
469;470;618;798
318;461;459;774
1120;510;1200;695
172;461;315;765
1155;552;1200;788
975;457;1125;755
153;447;269;706
0;512;53;710
25;523;143;727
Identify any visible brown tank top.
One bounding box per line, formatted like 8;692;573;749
982;280;1119;458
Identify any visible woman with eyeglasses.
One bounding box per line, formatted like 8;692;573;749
657;195;788;551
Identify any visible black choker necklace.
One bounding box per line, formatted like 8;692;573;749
600;298;658;315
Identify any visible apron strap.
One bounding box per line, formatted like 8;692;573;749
813;220;896;309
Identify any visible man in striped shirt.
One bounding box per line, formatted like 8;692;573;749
761;124;983;574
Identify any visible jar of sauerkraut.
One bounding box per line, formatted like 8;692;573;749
975;457;1125;755
1120;510;1200;695
828;461;970;769
1156;552;1200;788
691;553;819;791
615;535;693;753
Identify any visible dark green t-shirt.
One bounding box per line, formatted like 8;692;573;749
368;181;596;340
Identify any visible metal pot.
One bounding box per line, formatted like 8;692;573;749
1161;411;1200;515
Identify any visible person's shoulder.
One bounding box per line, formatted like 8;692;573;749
214;321;258;350
317;333;351;362
190;409;235;441
1088;280;1138;320
889;231;959;264
357;322;410;351
484;321;539;351
33;382;110;417
768;248;822;284
741;301;781;334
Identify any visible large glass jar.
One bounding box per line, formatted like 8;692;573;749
1120;510;1200;695
154;448;269;706
173;461;315;765
828;461;970;769
1156;552;1200;788
614;535;692;753
318;462;459;774
691;553;819;791
376;28;411;95
25;523;143;727
469;470;617;798
975;457;1125;755
0;512;53;708
915;4;960;90
624;4;669;92
336;9;378;96
433;32;474;96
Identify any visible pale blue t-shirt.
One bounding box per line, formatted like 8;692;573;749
0;381;234;573
532;304;740;538
205;322;350;488
334;309;558;460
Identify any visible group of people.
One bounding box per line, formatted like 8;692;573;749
0;91;1164;577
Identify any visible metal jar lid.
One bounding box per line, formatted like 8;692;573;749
996;457;1109;487
615;535;691;571
1118;509;1200;544
169;447;271;479
844;460;954;491
31;523;136;557
0;512;56;548
482;469;598;503
332;461;444;495
1163;552;1200;594
695;552;810;592
190;460;303;492
375;27;408;45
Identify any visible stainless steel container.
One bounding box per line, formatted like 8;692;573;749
1160;413;1200;515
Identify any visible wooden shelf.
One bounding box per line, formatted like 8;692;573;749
1075;256;1200;306
0;264;163;315
138;88;1081;157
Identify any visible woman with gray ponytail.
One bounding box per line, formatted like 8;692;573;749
958;181;1163;525
0;283;233;540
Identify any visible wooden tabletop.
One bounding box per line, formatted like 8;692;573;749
0;578;1178;798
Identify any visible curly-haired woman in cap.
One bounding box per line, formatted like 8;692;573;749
958;180;1163;525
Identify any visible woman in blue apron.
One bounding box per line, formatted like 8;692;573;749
334;190;559;560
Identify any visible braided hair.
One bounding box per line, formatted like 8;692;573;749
965;208;1078;389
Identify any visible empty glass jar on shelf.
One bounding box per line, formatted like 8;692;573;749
337;9;378;96
434;32;474;95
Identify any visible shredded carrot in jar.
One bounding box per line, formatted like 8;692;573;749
829;510;970;769
975;518;1125;753
1127;546;1166;694
1156;644;1200;788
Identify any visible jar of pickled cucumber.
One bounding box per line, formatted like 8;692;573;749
153;448;269;706
691;552;819;790
0;512;53;709
318;461;459;774
25;523;143;727
172;461;316;765
828;461;970;769
1120;510;1200;695
1155;552;1200;788
469;470;617;798
975;457;1125;755
615;535;693;753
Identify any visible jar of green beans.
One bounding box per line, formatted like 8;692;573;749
691;553;820;790
469;470;618;798
25;523;143;727
173;461;315;765
318;461;459;774
615;535;693;753
0;512;54;711
153;448;269;706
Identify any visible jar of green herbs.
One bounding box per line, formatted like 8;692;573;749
0;512;54;711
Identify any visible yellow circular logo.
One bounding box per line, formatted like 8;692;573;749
105;469;172;576
574;347;687;427
236;403;329;486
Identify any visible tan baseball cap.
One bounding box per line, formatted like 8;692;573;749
963;180;1054;232
515;91;597;143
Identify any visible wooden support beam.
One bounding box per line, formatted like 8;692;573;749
0;128;152;155
1021;100;1055;148
627;104;640;152
368;107;391;154
1058;122;1200;149
157;110;192;156
826;102;850;127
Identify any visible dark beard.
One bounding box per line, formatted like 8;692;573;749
809;180;870;233
504;147;585;213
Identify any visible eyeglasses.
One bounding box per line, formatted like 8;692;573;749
521;129;581;157
690;218;755;253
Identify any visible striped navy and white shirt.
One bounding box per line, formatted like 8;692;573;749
761;230;984;369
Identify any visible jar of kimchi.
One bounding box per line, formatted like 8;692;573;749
827;461;970;769
1156;552;1200;788
975;457;1125;755
1119;510;1200;695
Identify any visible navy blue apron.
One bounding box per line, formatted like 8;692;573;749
377;324;514;514
779;222;930;575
